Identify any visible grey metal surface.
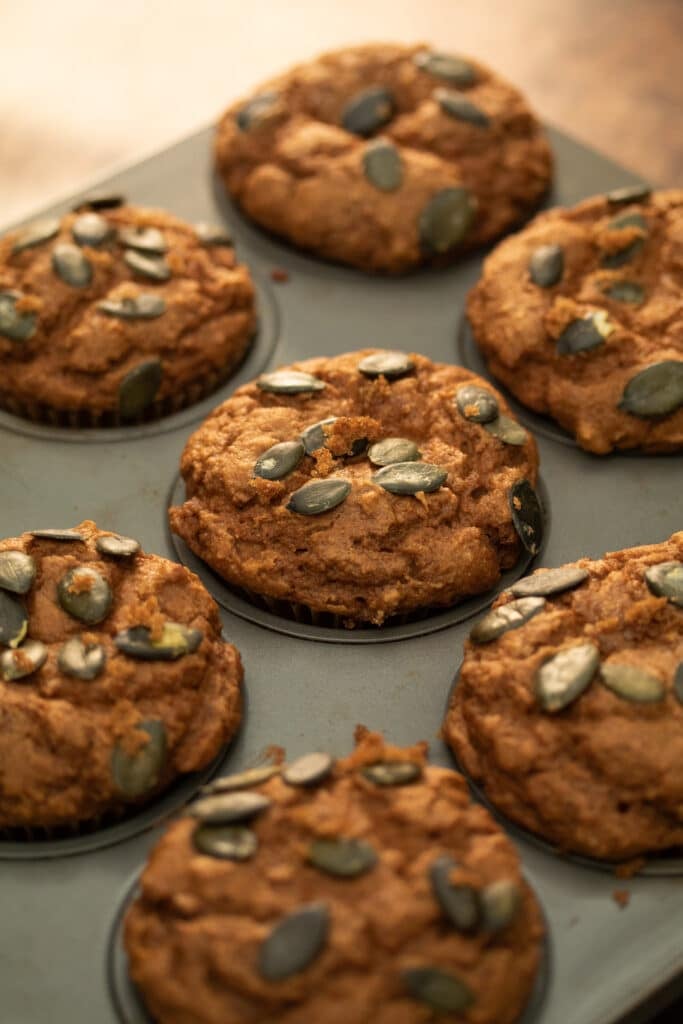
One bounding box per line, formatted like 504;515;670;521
0;124;680;1024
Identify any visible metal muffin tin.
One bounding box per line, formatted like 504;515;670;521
0;124;680;1024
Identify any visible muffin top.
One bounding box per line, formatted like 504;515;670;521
467;188;683;453
445;532;683;860
169;349;541;626
0;520;242;829
0;201;255;422
215;42;552;272
124;728;544;1024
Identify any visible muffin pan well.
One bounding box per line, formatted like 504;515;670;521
0;123;681;1024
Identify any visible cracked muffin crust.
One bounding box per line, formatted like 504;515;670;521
124;728;544;1024
0;520;243;831
467;188;683;453
214;42;553;273
168;349;541;627
444;533;683;861
0;203;256;425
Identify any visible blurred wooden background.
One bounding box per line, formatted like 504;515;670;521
1;0;681;226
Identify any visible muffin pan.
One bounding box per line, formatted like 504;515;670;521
0;123;681;1024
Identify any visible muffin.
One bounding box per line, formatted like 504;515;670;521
124;727;545;1024
444;533;683;861
0;199;256;426
467;187;683;453
0;520;243;833
214;42;553;272
169;349;542;627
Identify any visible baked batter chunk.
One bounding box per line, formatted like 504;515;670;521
169;350;542;626
214;43;552;272
0;202;255;425
124;728;544;1024
467;188;683;453
0;521;242;830
445;533;683;860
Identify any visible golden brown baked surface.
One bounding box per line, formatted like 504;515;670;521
0;520;243;829
169;349;540;626
214;43;552;273
444;533;683;860
467;189;683;453
0;204;255;423
124;728;543;1024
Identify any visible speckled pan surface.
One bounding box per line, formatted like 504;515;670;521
0;125;680;1024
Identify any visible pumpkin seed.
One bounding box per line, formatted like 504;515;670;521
308;837;377;878
469;596;545;644
118;226;167;254
72;212;113;247
201;764;281;795
358;351;415;380
557;311;612;355
511;566;589;599
12;218;60;254
0;639;47;682
95;533;140;558
58;636;106;680
57;566;112;625
419;188;476;254
435;88;489;127
602;211;647;268
283;752;334;787
373;462;447;495
619;361;683;419
30;529;84;542
429;855;480;932
455;383;499;423
259;903;329;981
301;418;337;454
484;414;528;446
190;791;271;826
362;139;403;191
600;663;665;703
195;222;233;247
257;370;325;394
368;437;421;466
236;92;280;131
402;967;475;1013
342;87;394;137
602;280;645;304
254;440;305;480
72;194;124;211
287;479;351;515
535;642;600;712
414;50;476;87
0;291;37;342
509;479;544;554
114;622;203;660
606;185;651;206
52;243;93;287
480;879;521;932
118;358;163;419
111;719;166;798
674;663;683;705
123;250;171;281
362;761;421;786
529;244;564;287
193;823;257;861
0;551;36;595
644;561;683;607
97;294;166;319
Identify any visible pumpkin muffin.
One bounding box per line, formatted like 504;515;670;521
0;520;243;833
123;727;545;1024
444;533;683;861
169;349;542;627
215;42;553;272
0;200;256;426
467;187;683;453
